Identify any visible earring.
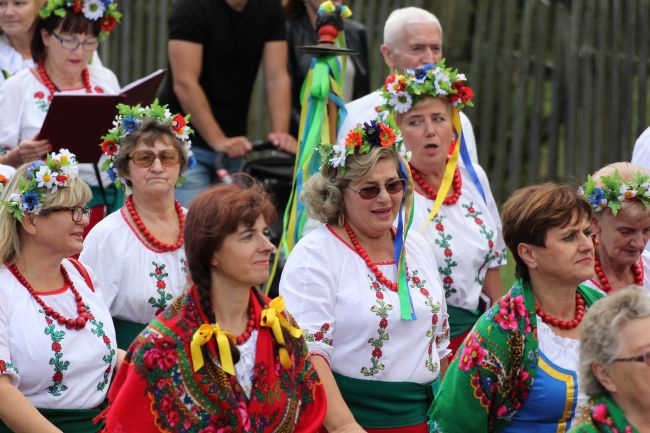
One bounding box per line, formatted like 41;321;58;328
338;212;345;227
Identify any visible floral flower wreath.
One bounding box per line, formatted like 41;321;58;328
319;120;410;175
581;170;650;215
1;150;79;221
40;0;121;41
100;99;195;189
379;59;474;114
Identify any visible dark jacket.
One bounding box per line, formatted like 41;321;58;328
286;12;370;137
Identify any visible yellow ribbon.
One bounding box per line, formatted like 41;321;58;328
260;297;303;369
419;108;463;232
190;323;235;375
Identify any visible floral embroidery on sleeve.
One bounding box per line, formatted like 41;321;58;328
361;278;392;377
463;202;499;285
303;323;333;346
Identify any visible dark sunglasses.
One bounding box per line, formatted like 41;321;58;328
129;149;180;168
612;351;650;367
42;206;91;223
348;178;406;200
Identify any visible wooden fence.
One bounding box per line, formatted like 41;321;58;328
101;0;650;203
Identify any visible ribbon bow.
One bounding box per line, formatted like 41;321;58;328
190;323;235;375
260;296;303;369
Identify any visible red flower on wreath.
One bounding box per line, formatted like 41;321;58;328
345;130;363;147
73;0;82;13
172;114;186;132
379;123;396;147
100;16;117;33
101;140;117;155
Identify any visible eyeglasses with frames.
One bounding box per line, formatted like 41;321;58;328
129;149;180;168
612;351;650;367
348;178;406;200
42;206;91;223
50;31;99;51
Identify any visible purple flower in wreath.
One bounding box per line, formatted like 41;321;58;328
363;120;381;147
122;115;138;133
588;187;608;209
106;166;117;182
21;191;40;211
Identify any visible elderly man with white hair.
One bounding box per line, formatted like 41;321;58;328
337;7;478;164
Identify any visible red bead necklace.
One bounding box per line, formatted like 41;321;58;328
410;164;462;205
8;263;90;330
593;253;644;294
344;223;398;292
126;195;185;252
535;292;585;330
37;60;92;97
234;304;256;345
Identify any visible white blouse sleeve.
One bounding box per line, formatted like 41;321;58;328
0;75;26;149
0;289;20;385
279;235;338;363
474;163;507;268
79;223;121;310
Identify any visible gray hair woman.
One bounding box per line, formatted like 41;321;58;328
581;162;650;294
79;100;194;350
281;120;450;432
570;286;650;432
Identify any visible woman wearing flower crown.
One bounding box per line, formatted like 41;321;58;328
430;183;605;432
79;101;196;350
97;176;325;432
280;122;450;432
580;162;650;294
0;0;105;87
0;0;121;211
378;61;506;355
0;150;118;433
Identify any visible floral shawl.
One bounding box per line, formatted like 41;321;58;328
569;393;640;433
428;278;603;433
97;287;325;432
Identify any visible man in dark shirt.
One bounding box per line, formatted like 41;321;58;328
159;0;295;205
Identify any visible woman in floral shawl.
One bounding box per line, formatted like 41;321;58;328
569;285;650;433
97;175;325;432
430;183;604;432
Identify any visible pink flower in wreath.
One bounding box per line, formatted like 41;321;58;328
372;347;383;358
157;280;166;289
458;334;486;371
379;318;388;329
52;341;61;352
34;91;44;99
420;287;429;296
591;403;612;425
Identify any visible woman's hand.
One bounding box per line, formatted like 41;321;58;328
1;138;51;166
